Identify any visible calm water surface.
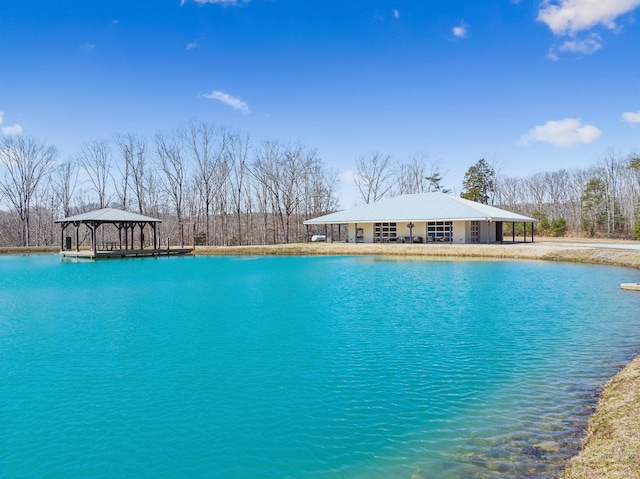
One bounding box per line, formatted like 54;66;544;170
1;254;639;478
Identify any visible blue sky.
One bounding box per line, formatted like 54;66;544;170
1;0;640;205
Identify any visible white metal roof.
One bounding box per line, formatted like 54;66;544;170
55;208;162;224
304;193;536;225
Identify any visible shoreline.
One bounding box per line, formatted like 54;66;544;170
192;239;640;271
3;239;640;477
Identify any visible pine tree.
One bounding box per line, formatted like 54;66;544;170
460;159;495;204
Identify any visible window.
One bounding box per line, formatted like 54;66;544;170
374;222;397;242
470;221;479;243
427;221;452;241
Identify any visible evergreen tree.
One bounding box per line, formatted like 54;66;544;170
460;158;495;204
581;178;607;236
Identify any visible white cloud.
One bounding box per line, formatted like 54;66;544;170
186;42;198;50
452;21;468;38
537;0;640;35
558;33;602;54
393;9;400;19
518;118;602;147
0;112;22;136
623;111;640;123
203;90;250;114
339;169;356;185
1;124;23;136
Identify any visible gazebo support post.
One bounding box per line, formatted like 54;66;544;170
140;222;145;250
153;223;157;252
60;223;67;250
91;222;97;256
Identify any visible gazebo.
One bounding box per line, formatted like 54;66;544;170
55;208;191;258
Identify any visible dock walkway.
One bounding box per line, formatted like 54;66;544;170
60;247;193;259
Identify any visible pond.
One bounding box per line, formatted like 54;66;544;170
1;254;639;478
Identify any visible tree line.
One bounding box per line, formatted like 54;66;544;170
0;120;639;247
470;153;640;239
0;122;341;247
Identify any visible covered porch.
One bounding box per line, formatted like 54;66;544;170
303;193;537;245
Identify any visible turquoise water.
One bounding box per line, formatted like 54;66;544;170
1;254;639;478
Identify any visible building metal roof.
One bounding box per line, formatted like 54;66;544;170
304;192;536;225
55;208;162;224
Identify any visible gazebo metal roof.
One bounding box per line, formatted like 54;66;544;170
55;208;162;224
304;192;536;224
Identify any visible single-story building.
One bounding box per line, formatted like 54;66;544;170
303;192;536;244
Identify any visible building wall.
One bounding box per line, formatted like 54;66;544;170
348;221;477;244
453;221;467;243
348;223;374;243
338;220;512;244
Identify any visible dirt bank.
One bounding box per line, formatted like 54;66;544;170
194;240;640;270
559;356;640;479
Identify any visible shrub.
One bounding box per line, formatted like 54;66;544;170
550;218;567;237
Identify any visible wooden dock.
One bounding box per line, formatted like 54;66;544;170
60;247;194;259
621;283;640;292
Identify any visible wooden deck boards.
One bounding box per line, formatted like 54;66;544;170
60;248;193;259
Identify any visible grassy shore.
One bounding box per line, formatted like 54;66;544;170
3;238;640;477
194;239;640;270
559;356;640;479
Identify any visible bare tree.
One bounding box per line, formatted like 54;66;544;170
51;160;79;218
396;152;449;194
598;150;626;236
183;121;229;245
114;133;148;214
353;151;394;204
0;136;57;246
155;130;188;245
77;139;113;209
227;131;251;245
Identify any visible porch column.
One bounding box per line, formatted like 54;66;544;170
355;223;358;244
486;219;491;245
91;222;97;255
60;223;66;250
153;223;158;251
